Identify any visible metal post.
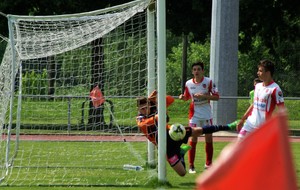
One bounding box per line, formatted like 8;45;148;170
157;0;167;183
210;0;239;124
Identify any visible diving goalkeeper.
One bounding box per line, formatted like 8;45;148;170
136;90;232;176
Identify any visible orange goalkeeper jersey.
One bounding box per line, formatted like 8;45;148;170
136;95;174;144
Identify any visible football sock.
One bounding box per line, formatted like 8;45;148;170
180;156;186;169
227;120;240;130
188;141;196;168
202;125;230;134
205;142;213;166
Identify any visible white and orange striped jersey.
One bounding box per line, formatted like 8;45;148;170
244;81;284;131
183;77;219;121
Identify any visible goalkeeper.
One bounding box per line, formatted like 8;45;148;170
136;90;231;176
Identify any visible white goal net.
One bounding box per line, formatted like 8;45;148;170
0;0;158;186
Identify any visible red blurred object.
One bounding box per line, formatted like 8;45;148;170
90;86;105;108
196;110;298;190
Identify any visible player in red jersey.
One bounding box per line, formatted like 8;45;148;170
179;61;219;173
136;90;230;176
237;59;285;139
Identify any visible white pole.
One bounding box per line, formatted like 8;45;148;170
6;17;17;173
147;4;156;167
157;0;167;182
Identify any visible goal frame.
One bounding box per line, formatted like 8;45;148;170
3;0;168;185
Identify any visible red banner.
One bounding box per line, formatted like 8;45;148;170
196;110;298;190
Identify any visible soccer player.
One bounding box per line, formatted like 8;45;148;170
179;61;219;173
225;78;263;131
236;59;285;139
136;90;230;177
249;78;262;105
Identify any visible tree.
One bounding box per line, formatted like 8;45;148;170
1;0;299;96
166;0;212;95
166;0;212;41
239;0;299;55
238;0;299;96
167;37;210;95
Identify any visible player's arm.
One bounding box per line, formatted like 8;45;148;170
166;95;174;107
136;115;156;129
148;90;157;103
274;87;285;111
148;89;174;107
207;80;220;101
179;86;190;101
194;81;219;101
195;92;219;101
209;93;220;101
237;104;254;131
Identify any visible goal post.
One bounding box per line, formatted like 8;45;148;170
146;5;156;168
0;0;168;186
156;0;167;182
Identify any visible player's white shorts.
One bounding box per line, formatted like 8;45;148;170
189;119;213;128
238;119;257;140
237;128;249;140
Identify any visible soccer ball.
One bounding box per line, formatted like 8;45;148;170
169;123;186;141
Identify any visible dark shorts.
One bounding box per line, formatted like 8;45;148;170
166;127;192;167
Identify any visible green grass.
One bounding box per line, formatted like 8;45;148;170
2;97;299;189
2;141;150;187
1;141;300;189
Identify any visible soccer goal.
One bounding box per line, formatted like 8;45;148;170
0;0;159;186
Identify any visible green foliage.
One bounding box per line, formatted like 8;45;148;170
166;30;182;55
273;39;300;97
166;36;210;96
1;0;299;98
237;35;274;96
56;46;92;94
166;32;300;97
104;31;147;97
237;34;300;97
22;69;48;95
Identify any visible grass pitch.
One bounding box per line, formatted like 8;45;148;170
1;141;299;189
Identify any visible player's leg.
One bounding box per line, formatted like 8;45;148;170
187;122;198;174
191;124;231;136
201;124;231;133
204;120;213;169
227;119;241;130
237;120;252;141
166;135;187;176
166;149;186;176
171;160;186;177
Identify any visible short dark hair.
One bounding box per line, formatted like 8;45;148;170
192;61;204;70
136;97;148;107
258;59;275;77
